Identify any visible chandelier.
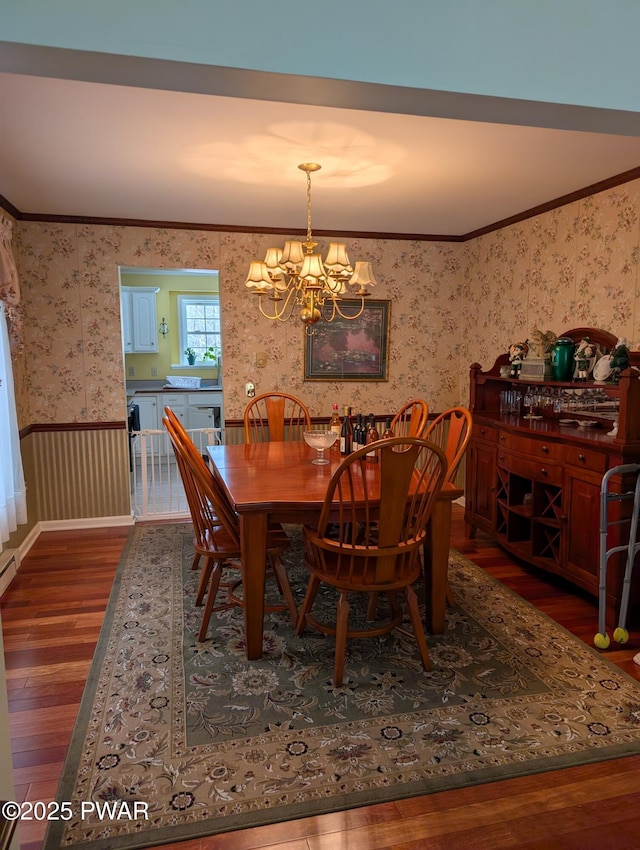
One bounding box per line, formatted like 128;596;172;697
245;163;378;327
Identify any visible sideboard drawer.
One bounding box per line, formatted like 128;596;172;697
497;430;529;453
497;450;563;485
473;423;497;442
498;430;566;462
564;445;608;473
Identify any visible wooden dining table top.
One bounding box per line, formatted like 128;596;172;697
207;440;462;513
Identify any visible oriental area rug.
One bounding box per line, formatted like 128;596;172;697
45;524;640;850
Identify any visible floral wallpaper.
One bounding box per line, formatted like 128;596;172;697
459;181;640;401
13;225;465;427
11;178;640;431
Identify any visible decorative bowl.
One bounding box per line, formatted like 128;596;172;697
303;430;338;464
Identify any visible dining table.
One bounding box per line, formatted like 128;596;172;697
207;440;463;660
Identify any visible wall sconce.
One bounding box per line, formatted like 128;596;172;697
159;318;169;337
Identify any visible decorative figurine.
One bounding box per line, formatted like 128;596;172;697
609;337;630;382
528;327;557;358
574;337;597;381
508;341;529;378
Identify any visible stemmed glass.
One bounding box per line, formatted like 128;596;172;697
522;388;535;418
303;430;338;465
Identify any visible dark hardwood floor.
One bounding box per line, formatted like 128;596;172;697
3;508;640;850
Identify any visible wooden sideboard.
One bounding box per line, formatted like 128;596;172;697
465;327;640;628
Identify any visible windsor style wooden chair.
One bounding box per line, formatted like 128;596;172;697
243;391;312;443
390;399;430;437
164;408;297;642
295;437;447;687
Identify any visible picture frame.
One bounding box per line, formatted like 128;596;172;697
303;299;390;381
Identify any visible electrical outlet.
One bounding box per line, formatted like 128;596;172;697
246;382;255;398
151;367;157;377
128;366;135;377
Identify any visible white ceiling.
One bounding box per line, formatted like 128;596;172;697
3;70;640;238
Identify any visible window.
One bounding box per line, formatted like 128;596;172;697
178;295;221;365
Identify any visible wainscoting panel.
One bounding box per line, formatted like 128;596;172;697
32;427;131;520
224;423;245;445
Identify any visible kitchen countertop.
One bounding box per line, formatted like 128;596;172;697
126;381;223;394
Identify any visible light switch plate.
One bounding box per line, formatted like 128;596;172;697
255;351;267;368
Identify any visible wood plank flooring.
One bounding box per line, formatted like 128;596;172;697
3;509;640;850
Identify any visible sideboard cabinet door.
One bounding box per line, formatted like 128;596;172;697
466;440;497;531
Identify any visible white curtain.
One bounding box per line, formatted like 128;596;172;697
0;214;27;550
0;304;26;548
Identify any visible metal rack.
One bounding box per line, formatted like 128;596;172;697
594;464;640;648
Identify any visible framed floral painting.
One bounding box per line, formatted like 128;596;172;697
303;299;390;381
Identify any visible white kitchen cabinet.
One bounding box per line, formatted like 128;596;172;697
135;393;187;430
136;395;159;431
160;393;187;425
130;391;223;456
187;391;224;433
121;286;159;353
133;394;159;456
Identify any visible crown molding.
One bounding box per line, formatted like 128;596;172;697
3;165;640;243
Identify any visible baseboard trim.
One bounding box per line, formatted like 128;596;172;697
38;515;135;532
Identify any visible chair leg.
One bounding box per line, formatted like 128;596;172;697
195;557;215;607
191;552;200;571
405;584;432;672
295;575;321;636
198;561;224;642
446;580;456;607
366;591;378;621
271;556;298;624
334;592;350;687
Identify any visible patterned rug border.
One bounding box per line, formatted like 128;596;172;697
44;524;640;850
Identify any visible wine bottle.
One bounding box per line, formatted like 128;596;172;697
359;414;367;450
365;413;380;462
353;413;363;451
340;408;353;455
329;403;341;444
381;418;393;439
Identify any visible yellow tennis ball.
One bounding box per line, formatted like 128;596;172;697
613;627;629;644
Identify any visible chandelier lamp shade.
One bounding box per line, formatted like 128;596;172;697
244;163;379;327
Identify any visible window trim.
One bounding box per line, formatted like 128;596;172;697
177;294;221;367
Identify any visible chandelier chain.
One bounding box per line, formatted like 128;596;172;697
306;168;313;246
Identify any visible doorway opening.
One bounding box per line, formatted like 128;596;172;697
119;267;223;518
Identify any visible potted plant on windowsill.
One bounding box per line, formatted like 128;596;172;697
184;347;197;366
202;346;220;367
